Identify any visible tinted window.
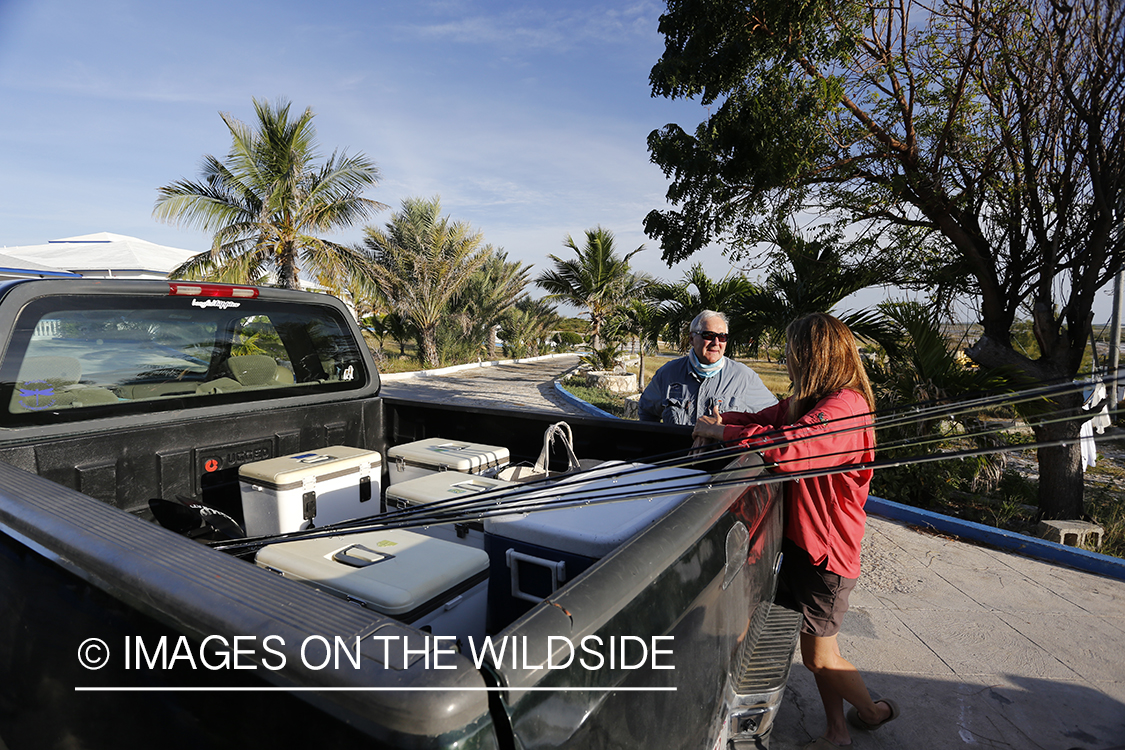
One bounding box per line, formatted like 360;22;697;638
1;295;369;423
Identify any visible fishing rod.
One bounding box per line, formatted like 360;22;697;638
686;390;1121;479
212;422;1125;557
217;399;1120;554
214;426;1123;554
712;371;1118;455
212;374;1121;553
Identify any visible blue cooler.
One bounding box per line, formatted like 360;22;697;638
482;463;708;631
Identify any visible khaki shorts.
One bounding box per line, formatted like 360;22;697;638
775;538;858;637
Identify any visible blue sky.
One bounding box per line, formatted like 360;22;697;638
0;0;1117;321
0;1;723;282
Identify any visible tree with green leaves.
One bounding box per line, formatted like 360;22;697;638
606;299;661;390
364;196;489;369
450;250;532;360
154;98;385;291
647;0;1125;519
869;301;1021;507
500;296;561;359
536;227;649;350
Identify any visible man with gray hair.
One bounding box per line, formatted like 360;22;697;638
638;310;777;425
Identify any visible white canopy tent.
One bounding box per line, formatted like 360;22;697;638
1;232;203;279
0;252;81;281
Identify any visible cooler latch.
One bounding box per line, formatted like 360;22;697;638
359;460;373;503
302;476;317;524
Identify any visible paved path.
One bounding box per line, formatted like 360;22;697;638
772;516;1125;750
379;356;588;416
380;357;1125;749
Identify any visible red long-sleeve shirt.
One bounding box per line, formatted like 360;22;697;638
721;388;874;578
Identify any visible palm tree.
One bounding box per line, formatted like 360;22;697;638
535;227;648;350
607;299;659;390
364;196;489;369
154;98;386;291
499;296;561;359
736;224;890;350
868;301;1022;505
645;263;758;352
450;250;532;360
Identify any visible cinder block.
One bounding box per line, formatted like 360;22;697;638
1037;519;1104;549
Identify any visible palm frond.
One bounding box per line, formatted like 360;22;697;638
153;97;384;291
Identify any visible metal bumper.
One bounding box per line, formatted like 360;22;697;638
727;603;802;748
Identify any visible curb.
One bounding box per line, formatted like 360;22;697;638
867;495;1125;582
379;353;577;382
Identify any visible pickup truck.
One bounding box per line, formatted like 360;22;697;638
0;279;799;750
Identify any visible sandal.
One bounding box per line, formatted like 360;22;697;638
847;698;900;731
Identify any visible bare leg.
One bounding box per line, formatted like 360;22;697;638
800;632;892;746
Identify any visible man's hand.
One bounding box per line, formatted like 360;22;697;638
692;406;726;443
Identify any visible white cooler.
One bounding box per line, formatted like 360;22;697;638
386;438;510;486
385;472;516;546
255;529;489;645
239;446;381;536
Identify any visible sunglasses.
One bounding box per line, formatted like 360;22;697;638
695;331;729;342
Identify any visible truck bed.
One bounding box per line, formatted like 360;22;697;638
0;280;796;750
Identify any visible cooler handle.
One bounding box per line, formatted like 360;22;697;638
506;549;566;603
333;544;393;568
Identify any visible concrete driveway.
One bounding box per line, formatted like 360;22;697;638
380;355;587;416
771;516;1125;749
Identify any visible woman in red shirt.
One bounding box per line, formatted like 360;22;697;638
693;313;899;749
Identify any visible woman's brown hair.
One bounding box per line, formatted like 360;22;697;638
785;312;876;423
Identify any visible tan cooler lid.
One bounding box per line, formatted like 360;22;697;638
239;446;381;491
256;529;488;615
386;438;509;473
385;472;515;507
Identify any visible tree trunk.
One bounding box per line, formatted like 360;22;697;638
1032;418;1085;520
966;334;1085;519
277;244;301;290
420;327;440;370
486;325;498;360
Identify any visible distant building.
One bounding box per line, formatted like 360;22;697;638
0;232;201;279
0;252;81;281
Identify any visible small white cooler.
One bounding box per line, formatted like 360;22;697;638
386;438;510;486
385;472;516;546
239;446;381;536
255;529;489;645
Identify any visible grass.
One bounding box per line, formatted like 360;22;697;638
558;376;628;418
375;355;427;374
1087;485;1125;558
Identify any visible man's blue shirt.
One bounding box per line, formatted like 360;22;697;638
637;356;778;425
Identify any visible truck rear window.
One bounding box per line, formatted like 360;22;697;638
0;294;370;423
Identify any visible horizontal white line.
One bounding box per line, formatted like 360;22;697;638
75;686;677;693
